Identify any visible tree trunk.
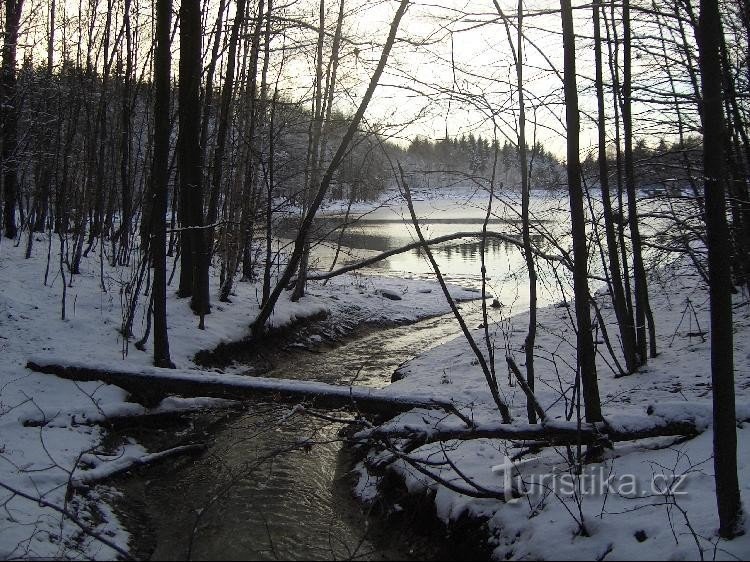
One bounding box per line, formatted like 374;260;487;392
119;0;133;264
150;0;175;368
292;0;328;302
560;0;602;423
623;0;657;362
207;0;247;262
1;0;24;239
179;0;210;326
594;0;638;374
697;0;743;538
515;1;538;423
220;0;265;301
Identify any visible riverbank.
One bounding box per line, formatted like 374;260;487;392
352;260;750;560
0;237;478;559
108;308;485;560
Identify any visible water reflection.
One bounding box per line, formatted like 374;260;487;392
278;213;563;312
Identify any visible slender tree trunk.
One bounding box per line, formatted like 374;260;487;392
150;0;175;368
119;0;134;263
87;0;113;248
261;1;276;307
496;0;538;422
560;0;602;423
594;0;638;374
261;87;278;307
199;0;227;167
240;0;266;283
516;2;538;424
603;5;635;329
220;0;264;300
292;0;327;302
623;0;656;362
718;37;750;286
179;0;210;326
1;0;24;239
697;0;743;538
207;0;247;261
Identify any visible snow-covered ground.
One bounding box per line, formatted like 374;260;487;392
318;183;565;222
3;185;747;560
354;261;750;560
0;235;476;559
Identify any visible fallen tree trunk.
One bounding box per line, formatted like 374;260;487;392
27;358;721;447
72;444;207;488
26;357;460;416
355;418;701;449
306;230;565;282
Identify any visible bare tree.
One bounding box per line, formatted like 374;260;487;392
696;0;743;539
1;0;24;240
560;0;602;423
252;0;411;336
149;0;175;368
593;0;638;374
623;0;657;362
178;0;210;327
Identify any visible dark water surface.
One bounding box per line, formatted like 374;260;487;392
121;202;568;559
119;304;488;561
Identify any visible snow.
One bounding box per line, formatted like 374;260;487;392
0;235;476;559
352;261;750;560
318;183;564;222
3;190;750;560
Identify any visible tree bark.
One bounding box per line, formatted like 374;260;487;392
560;0;602;423
149;0;175;368
697;0;743;538
178;0;210;326
1;0;24;239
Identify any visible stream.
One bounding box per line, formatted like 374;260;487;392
116;201;566;559
116;304;488;561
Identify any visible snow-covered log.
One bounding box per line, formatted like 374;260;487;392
71;444;206;488
354;418;700;448
26;358;725;446
25;357;459;416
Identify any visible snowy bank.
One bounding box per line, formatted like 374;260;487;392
0;236;476;559
353;264;750;560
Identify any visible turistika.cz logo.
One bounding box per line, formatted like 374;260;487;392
491;456;689;502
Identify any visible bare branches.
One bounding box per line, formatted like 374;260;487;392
0;480;134;560
399;162;512;423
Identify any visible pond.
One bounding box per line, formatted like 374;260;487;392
280;192;572;312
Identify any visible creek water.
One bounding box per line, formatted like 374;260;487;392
119;305;488;560
120;198;566;560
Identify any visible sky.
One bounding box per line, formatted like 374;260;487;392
14;0;696;160
339;0;695;158
339;0;591;156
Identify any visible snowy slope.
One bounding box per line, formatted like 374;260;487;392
0;236;476;559
354;262;750;560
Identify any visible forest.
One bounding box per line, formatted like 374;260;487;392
0;0;749;559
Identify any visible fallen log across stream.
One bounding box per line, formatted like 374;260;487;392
26;356;723;447
26;357;460;416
